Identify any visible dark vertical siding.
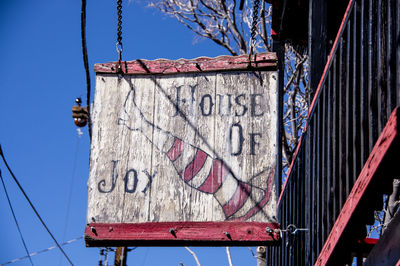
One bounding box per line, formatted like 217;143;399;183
267;0;400;264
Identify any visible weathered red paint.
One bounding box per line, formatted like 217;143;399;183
277;134;303;208
198;159;227;193
239;167;275;221
278;0;356;208
223;183;251;217
307;0;355;119
166;138;183;162
358;238;378;245
315;107;400;266
182;150;207;182
85;221;280;247
94;52;277;74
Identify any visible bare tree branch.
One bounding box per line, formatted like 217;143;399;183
150;0;310;185
184;247;201;266
383;179;400;233
226;247;233;266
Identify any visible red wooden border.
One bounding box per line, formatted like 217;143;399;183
94;52;277;75
315;107;400;265
85;222;280;247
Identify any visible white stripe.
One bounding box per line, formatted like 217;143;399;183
187;155;213;188
214;173;238;206
172;143;197;173
161;135;176;153
230;185;265;219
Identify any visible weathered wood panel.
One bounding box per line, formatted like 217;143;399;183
87;53;278;245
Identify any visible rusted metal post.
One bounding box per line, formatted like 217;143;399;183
114;247;127;266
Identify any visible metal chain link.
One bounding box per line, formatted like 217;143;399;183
250;0;260;55
116;0;123;65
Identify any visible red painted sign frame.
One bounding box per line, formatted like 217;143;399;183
86;52;280;247
94;53;277;75
85;222;280;246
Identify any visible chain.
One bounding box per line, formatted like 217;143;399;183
250;0;260;56
116;0;123;70
81;0;92;140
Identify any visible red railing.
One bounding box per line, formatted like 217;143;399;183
267;0;400;264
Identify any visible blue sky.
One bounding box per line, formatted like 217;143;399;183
0;0;262;265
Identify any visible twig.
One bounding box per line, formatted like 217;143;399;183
226;247;233;266
184;247;201;266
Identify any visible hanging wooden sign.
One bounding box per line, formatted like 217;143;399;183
85;52;280;246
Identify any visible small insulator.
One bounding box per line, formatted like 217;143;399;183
74;117;88;127
72;99;88;127
75;97;82;106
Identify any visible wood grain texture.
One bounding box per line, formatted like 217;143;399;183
85;222;280;246
94;53;277;75
87;57;279;244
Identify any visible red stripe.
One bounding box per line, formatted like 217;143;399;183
167;138;183;161
181;150;208;181
237;168;275;221
278;0;356;209
223;183;251;218
277;135;303;208
315;108;400;265
198;159;228;193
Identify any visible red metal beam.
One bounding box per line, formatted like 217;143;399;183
94;52;277;75
85;221;280;247
357;238;378;246
315;107;400;265
353;238;379;257
277;0;356;208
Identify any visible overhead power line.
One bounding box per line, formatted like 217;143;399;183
0;145;74;265
81;0;92;140
0;169;34;265
0;236;83;265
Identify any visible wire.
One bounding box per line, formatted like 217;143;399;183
0;145;74;265
81;0;92;141
58;137;81;266
0;236;83;265
0;169;34;266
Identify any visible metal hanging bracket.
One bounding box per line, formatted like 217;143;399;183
266;224;309;238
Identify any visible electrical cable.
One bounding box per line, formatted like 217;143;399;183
0;169;34;266
0;236;83;265
0;145;74;265
58;137;81;266
81;0;92;141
